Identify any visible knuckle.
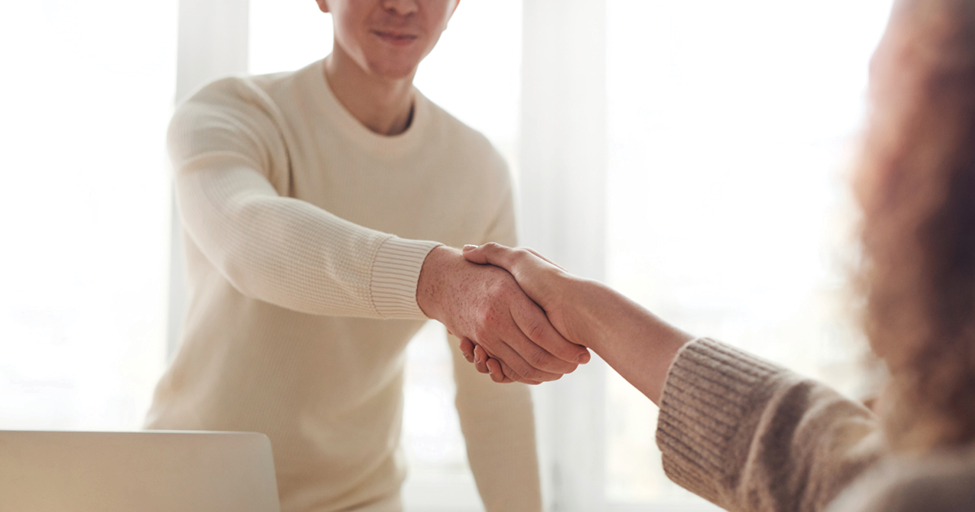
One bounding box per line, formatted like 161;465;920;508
525;318;547;344
471;325;486;343
556;344;578;362
475;307;495;330
514;362;536;381
526;347;549;369
493;275;514;294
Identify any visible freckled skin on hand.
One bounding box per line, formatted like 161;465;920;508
416;245;582;383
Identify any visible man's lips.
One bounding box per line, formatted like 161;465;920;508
372;30;419;46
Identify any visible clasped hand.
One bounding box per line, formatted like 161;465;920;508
461;243;588;383
416;245;589;384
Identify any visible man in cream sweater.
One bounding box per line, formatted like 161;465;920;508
145;1;590;511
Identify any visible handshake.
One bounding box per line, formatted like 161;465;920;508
416;243;592;385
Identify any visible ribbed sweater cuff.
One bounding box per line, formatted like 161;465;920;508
655;338;782;503
370;237;442;319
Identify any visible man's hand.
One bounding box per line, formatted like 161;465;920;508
457;243;591;383
461;243;585;343
416;246;590;384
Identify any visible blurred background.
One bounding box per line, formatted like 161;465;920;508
0;0;894;510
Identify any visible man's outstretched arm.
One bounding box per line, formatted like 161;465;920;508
171;79;588;379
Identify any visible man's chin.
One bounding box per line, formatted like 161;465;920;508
366;57;422;81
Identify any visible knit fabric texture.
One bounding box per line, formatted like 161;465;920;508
657;338;975;512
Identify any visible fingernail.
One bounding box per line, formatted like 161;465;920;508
462;244;477;252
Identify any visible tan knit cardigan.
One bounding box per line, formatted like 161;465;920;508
657;338;975;512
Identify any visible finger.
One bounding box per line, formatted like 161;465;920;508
486;358;517;384
486;358;506;383
510;301;590;367
473;345;490;374
459;337;475;363
462;242;518;269
481;331;565;383
494;358;542;385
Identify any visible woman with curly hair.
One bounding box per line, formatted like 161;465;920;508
458;0;975;510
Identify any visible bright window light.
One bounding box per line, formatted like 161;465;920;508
0;0;176;430
604;0;895;504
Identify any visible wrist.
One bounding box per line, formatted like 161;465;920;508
416;245;456;320
561;276;601;348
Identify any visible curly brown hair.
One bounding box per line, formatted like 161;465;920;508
857;0;975;452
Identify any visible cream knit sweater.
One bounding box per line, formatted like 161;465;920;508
145;60;541;512
658;338;975;512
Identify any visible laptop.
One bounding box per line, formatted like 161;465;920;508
0;430;280;512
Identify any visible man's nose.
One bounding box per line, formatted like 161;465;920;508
381;0;420;16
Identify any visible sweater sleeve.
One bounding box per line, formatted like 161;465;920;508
169;79;441;319
656;338;886;512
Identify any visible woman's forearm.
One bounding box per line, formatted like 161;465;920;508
459;242;693;396
565;278;694;405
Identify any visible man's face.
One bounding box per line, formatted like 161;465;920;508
318;0;460;79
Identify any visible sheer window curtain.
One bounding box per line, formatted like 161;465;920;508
518;0;610;510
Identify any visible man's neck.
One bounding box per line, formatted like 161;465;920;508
323;48;416;136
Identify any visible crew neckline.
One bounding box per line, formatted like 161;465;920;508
301;59;429;158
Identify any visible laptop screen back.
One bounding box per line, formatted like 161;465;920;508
0;430;280;512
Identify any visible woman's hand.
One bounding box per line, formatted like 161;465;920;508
459;243;693;401
459;243;590;383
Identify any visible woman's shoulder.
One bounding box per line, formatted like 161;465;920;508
828;444;975;512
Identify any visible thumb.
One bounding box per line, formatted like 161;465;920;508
461;244;484;263
462;242;512;268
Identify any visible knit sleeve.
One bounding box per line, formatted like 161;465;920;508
169;78;441;319
656;338;886;512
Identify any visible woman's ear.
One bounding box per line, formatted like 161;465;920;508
315;0;330;14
